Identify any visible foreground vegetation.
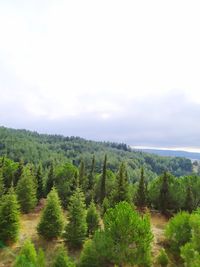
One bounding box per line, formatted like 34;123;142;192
0;127;200;266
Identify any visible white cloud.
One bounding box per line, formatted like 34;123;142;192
1;0;200;147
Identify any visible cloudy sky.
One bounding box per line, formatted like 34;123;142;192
1;0;200;151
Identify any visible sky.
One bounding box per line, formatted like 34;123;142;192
1;0;200;151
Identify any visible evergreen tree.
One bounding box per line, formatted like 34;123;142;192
52;246;75;267
86;200;100;236
79;239;100;267
37;187;64;239
13;160;24;187
46;162;55;195
64;188;87;248
159;171;170;214
14;240;45;267
115;162;130;203
79;159;88;192
36;164;44;200
88;155;95;191
0;169;5;198
185;184;194;213
0;187;20;244
100;155;107;204
16;166;37;213
136;167;146;208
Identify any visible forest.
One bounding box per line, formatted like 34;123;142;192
0;127;200;266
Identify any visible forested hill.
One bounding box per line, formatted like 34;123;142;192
0;126;192;179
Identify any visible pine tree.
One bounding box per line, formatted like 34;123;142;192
185;184;194;213
52;246;75;267
16;166;37;213
0;169;5;198
64;188;87;247
115;162;130;203
13;160;24;187
37;187;64;239
36;164;44;200
100;155;107;204
88;155;95;191
14;240;45;267
46;162;55;196
0;187;20;244
86;200;100;236
136;167;146;208
159;171;170;215
79;159;88;192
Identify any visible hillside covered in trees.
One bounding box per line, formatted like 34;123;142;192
0;126;192;179
1;126;200;266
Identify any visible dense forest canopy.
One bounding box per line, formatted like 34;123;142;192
0;126;192;180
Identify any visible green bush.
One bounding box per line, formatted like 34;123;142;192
156;249;169;266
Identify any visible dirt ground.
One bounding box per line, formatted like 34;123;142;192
0;209;169;267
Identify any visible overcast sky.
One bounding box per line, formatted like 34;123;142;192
1;0;200;151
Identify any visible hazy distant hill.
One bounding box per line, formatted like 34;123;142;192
135;148;200;161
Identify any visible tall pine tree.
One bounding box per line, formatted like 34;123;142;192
36;164;44;200
64;188;87;248
79;159;88;192
16;166;37;213
13;160;24;187
185;184;194;213
115;162;130;204
159;171;170;215
0;169;5;198
46;162;55;196
37;187;64;239
100;154;107;204
0;187;20;244
136;167;146;208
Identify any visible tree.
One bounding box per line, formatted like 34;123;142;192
185;184;194;213
0;187;20;244
0;169;5;198
86;200;100;235
136;167;146;208
36;164;44;200
88;155;95;191
156;249;169;267
101;202;153;267
46;162;55;195
79;159;88;192
37;187;64;239
114;162;130;204
64;188;87;247
100;155;107;204
159;172;170;214
79;239;100;267
16;166;37;213
14;240;45;267
165;211;192;253
13;160;24;187
52;246;75;267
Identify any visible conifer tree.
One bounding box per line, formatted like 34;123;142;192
0;169;5;198
52;246;75;267
64;188;87;247
0;187;20;243
36;164;43;200
79;159;88;192
88;155;95;191
37;187;64;239
16;166;37;213
86;200;100;236
46;162;55;195
14;240;45;267
136;167;146;208
115;162;130;203
159;171;170;214
185;184;194;213
100;154;107;204
13;160;24;187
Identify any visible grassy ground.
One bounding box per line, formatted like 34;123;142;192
0;207;169;267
